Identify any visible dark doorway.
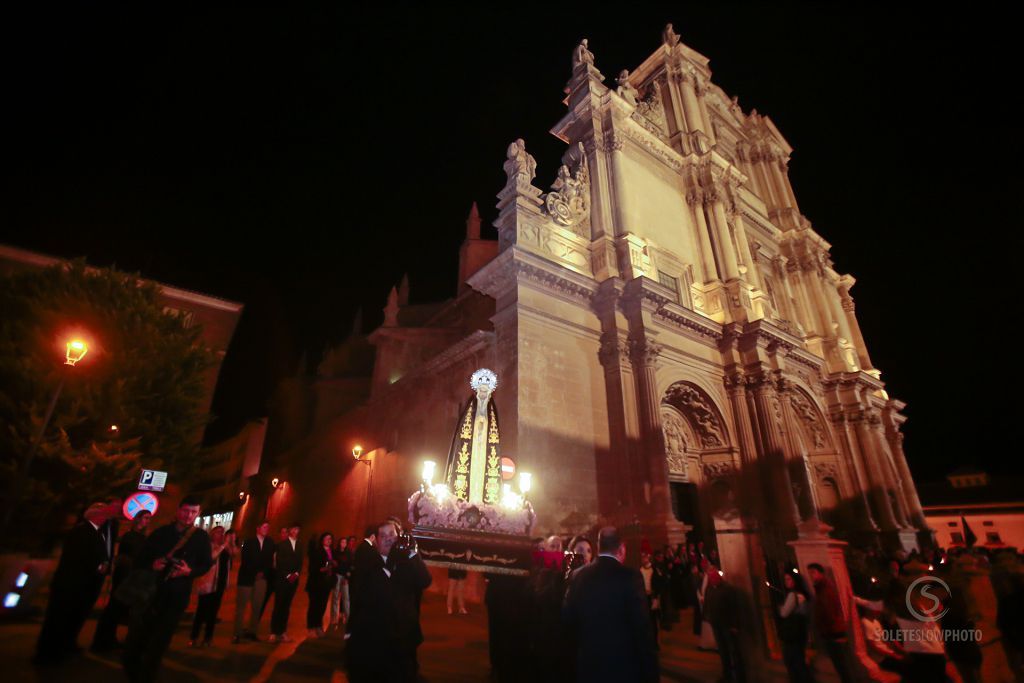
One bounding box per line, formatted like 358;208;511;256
670;482;699;526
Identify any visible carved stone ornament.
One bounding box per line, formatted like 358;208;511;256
701;461;735;480
814;461;839;481
541;148;591;237
597;333;629;370
789;391;827;449
631;79;668;142
663;383;726;448
662;411;690;477
628;338;663;366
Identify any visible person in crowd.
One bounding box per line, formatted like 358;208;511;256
777;569;812;683
529;537;570;679
696;563;717;650
995;561;1024;682
259;525;290;620
306;531;337;637
885;559;951;683
669;546;689;610
944;554;983;683
34;501;117;665
350;524;377;584
807;562;856;683
704;565;744;683
639;552;667;647
854;596;904;676
447;566;469;615
347;519;432;682
270;523;303;642
689;563;705;638
562;526;658;683
564;535;594;578
92;508;152;652
486;572;531;683
233;520;275;642
330;535;351;630
189;525;236;647
121;495;212;683
653;548;676;628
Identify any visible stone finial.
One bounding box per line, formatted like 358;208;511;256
466;202;481;239
502;138;537;186
383;286;399;327
616;69;639;106
662;23;680;47
572;38;595;70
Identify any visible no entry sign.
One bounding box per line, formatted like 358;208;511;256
500;457;516;480
123;492;159;519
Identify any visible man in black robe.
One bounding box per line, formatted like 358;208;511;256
34;501;117;665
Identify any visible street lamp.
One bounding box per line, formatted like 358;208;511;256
352;444;364;460
65;339;88;366
3;336;90;531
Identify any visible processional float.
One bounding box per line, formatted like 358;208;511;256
408;369;536;575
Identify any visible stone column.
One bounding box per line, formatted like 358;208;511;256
838;282;875;371
826;281;857;345
830;413;878;535
605;135;632;235
688;188;719;283
678;71;704;134
710;194;741;281
695;79;716;145
868;415;912;529
852;412;900;532
747;377;801;530
776;158;800;210
629;338;673;534
731;209;761;289
888;430;927;529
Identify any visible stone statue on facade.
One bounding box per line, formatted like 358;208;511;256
502;138;537;185
572;38;595;69
662;23;680;47
616;70;639;106
542;149;590;235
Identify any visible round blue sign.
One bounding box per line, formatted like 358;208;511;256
123;492;159;519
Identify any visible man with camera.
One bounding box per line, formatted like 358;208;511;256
121;495;212;683
346;518;432;683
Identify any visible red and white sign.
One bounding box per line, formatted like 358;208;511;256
123;492;159;520
500;457;516;480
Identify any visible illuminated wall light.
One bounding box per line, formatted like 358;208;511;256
422;460;436;485
15;572;28;588
3;593;19;608
65;339;89;366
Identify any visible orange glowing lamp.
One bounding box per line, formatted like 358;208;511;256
352;444;364;460
65;339;88;366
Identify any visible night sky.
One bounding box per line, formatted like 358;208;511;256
2;5;1018;482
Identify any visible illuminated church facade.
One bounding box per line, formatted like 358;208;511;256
269;26;929;585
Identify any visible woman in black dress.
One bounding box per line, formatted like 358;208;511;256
305;532;337;637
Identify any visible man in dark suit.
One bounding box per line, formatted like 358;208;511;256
562;526;659;683
346;519;432;683
270;522;303;642
233;520;275;642
34;501;117;665
121;495;212;683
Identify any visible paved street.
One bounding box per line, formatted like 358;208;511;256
1;583;794;682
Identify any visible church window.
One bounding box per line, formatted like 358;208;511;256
658;271;681;302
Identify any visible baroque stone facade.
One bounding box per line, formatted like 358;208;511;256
277;24;928;592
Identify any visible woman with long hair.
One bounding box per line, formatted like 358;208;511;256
305;532;337;638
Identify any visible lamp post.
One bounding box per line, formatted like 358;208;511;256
353;444;373;530
3;338;89;531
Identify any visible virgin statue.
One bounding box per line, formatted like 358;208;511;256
444;369;502;505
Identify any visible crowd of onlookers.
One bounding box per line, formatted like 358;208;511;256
27;493;1024;683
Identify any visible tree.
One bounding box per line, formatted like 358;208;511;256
0;261;215;551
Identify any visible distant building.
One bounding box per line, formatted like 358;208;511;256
191;418;267;532
919;468;1024;550
0;243;244;438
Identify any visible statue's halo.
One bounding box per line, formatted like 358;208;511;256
470;368;498;393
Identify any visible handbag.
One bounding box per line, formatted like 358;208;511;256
114;525;198;613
